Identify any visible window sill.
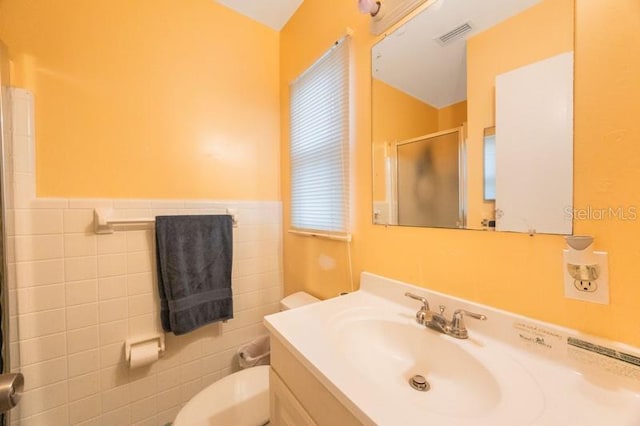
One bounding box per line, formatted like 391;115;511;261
288;229;352;242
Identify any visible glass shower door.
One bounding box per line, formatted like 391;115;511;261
395;127;465;228
0;40;24;424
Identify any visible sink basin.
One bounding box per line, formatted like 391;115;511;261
265;272;640;425
328;308;545;422
331;318;500;416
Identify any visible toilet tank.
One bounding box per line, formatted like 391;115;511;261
280;291;319;310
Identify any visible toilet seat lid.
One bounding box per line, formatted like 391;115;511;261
174;365;270;426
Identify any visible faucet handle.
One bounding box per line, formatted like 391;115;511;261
454;309;487;321
405;292;431;325
404;292;430;310
439;305;446;315
449;309;487;339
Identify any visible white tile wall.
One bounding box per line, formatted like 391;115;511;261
6;89;284;424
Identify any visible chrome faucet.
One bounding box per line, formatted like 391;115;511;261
405;292;487;339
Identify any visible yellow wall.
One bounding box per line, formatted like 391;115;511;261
466;0;574;228
0;0;280;200
371;78;439;201
437;101;467;131
2;0;639;346
372;78;439;142
281;0;640;347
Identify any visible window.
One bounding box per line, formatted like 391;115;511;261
289;37;351;239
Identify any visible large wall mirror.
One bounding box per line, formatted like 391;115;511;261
371;0;574;234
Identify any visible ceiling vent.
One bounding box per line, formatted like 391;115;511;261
434;22;473;46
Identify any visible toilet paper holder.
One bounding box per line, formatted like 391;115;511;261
125;334;166;362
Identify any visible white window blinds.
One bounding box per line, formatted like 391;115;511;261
289;37;351;238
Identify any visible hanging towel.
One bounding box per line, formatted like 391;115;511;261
155;215;233;335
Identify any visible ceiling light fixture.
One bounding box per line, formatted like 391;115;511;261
358;0;382;17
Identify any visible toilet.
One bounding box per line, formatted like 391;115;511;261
173;291;319;426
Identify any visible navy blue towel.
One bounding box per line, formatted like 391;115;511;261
155;215;233;335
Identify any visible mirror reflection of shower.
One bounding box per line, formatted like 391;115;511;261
388;127;466;228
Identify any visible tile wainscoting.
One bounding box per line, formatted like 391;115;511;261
5;89;283;425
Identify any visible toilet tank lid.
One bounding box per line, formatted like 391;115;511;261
281;291;320;310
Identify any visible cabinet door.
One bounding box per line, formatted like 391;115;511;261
270;368;316;426
495;52;573;235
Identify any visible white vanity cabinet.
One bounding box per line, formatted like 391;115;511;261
269;369;315;426
268;337;363;426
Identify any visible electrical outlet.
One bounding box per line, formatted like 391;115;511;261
574;279;597;292
563;250;609;304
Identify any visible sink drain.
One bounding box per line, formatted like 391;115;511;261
409;374;430;392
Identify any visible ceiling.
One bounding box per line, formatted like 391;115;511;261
372;0;542;108
215;0;303;31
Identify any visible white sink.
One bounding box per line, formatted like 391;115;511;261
265;273;640;425
328;308;544;421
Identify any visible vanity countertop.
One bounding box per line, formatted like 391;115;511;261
265;272;640;426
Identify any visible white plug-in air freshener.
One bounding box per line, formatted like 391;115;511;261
563;236;609;304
